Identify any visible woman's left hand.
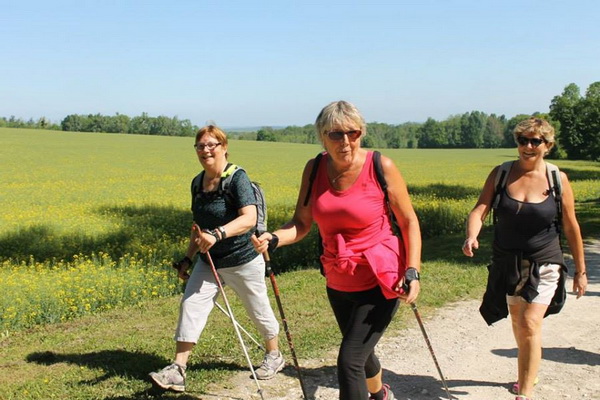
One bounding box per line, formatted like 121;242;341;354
573;273;588;299
251;232;271;254
396;279;420;304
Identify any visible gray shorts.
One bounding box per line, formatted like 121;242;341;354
506;263;561;306
175;254;280;343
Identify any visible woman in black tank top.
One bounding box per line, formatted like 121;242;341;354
462;117;587;400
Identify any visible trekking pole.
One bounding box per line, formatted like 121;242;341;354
195;227;264;400
263;250;310;399
214;301;265;351
409;301;452;400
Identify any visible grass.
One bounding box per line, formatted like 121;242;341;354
0;127;599;398
0;241;489;399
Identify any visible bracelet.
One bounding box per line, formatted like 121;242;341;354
217;226;227;239
575;271;587;276
202;229;220;242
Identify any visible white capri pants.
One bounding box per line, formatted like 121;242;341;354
175;254;280;343
506;263;561;306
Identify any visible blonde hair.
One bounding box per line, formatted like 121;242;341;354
315;100;366;143
513;117;555;150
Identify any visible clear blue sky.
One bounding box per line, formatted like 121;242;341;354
1;1;598;127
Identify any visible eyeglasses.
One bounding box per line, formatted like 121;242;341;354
516;136;546;148
194;142;221;151
326;130;362;141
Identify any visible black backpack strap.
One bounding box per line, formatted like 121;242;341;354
303;152;324;207
191;171;205;209
492;161;513;224
547;164;563;232
372;151;389;202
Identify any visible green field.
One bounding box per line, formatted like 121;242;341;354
1;127;599;399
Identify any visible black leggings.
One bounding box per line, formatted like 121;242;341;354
327;286;399;400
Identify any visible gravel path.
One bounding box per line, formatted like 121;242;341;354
204;239;600;400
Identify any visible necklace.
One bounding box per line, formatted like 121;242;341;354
330;163;353;184
331;171;345;183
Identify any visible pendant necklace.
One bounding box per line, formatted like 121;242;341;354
330;162;353;185
331;171;345;184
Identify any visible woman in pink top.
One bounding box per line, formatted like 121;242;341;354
253;101;422;400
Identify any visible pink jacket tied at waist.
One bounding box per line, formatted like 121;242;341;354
321;230;406;299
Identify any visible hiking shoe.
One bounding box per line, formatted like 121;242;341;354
149;363;186;392
369;383;395;400
255;350;284;380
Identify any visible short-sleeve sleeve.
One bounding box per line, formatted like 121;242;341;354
229;170;257;210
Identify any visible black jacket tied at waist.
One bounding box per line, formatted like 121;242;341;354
479;239;567;326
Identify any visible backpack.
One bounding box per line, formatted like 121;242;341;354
491;160;563;230
303;151;401;273
191;163;268;234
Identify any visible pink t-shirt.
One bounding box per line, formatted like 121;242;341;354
311;152;405;298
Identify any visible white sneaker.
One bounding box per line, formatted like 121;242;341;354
149;363;186;392
255;351;284;380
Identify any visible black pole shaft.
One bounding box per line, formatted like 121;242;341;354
264;251;310;399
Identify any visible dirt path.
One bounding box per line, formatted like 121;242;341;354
204;239;600;400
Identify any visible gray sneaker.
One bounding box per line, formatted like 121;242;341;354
255;350;285;380
149;363;186;392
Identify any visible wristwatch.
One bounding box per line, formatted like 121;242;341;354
405;267;420;284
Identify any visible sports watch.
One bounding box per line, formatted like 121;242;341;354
404;267;420;284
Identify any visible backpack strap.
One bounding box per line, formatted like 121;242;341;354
219;163;239;194
545;162;562;198
372;151;402;237
372;151;388;201
219;164;268;233
492;161;513;224
303;152;325;207
545;162;563;232
191;171;204;209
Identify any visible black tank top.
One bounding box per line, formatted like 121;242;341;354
494;189;559;252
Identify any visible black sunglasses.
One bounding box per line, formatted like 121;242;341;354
326;130;362;141
516;136;546;148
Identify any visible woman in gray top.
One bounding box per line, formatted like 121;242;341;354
149;125;283;393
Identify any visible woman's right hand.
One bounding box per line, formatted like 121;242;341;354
172;257;191;280
462;237;479;257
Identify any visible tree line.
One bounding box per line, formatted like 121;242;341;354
2;82;598;160
238;81;600;160
1;112;198;137
0;116;61;130
60;113;198;136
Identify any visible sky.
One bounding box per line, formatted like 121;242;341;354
1;1;599;128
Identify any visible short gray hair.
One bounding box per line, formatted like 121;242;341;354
315;100;366;143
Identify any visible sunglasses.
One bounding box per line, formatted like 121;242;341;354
516;136;546;148
326;130;362;141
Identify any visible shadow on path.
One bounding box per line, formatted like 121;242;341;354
492;346;600;366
